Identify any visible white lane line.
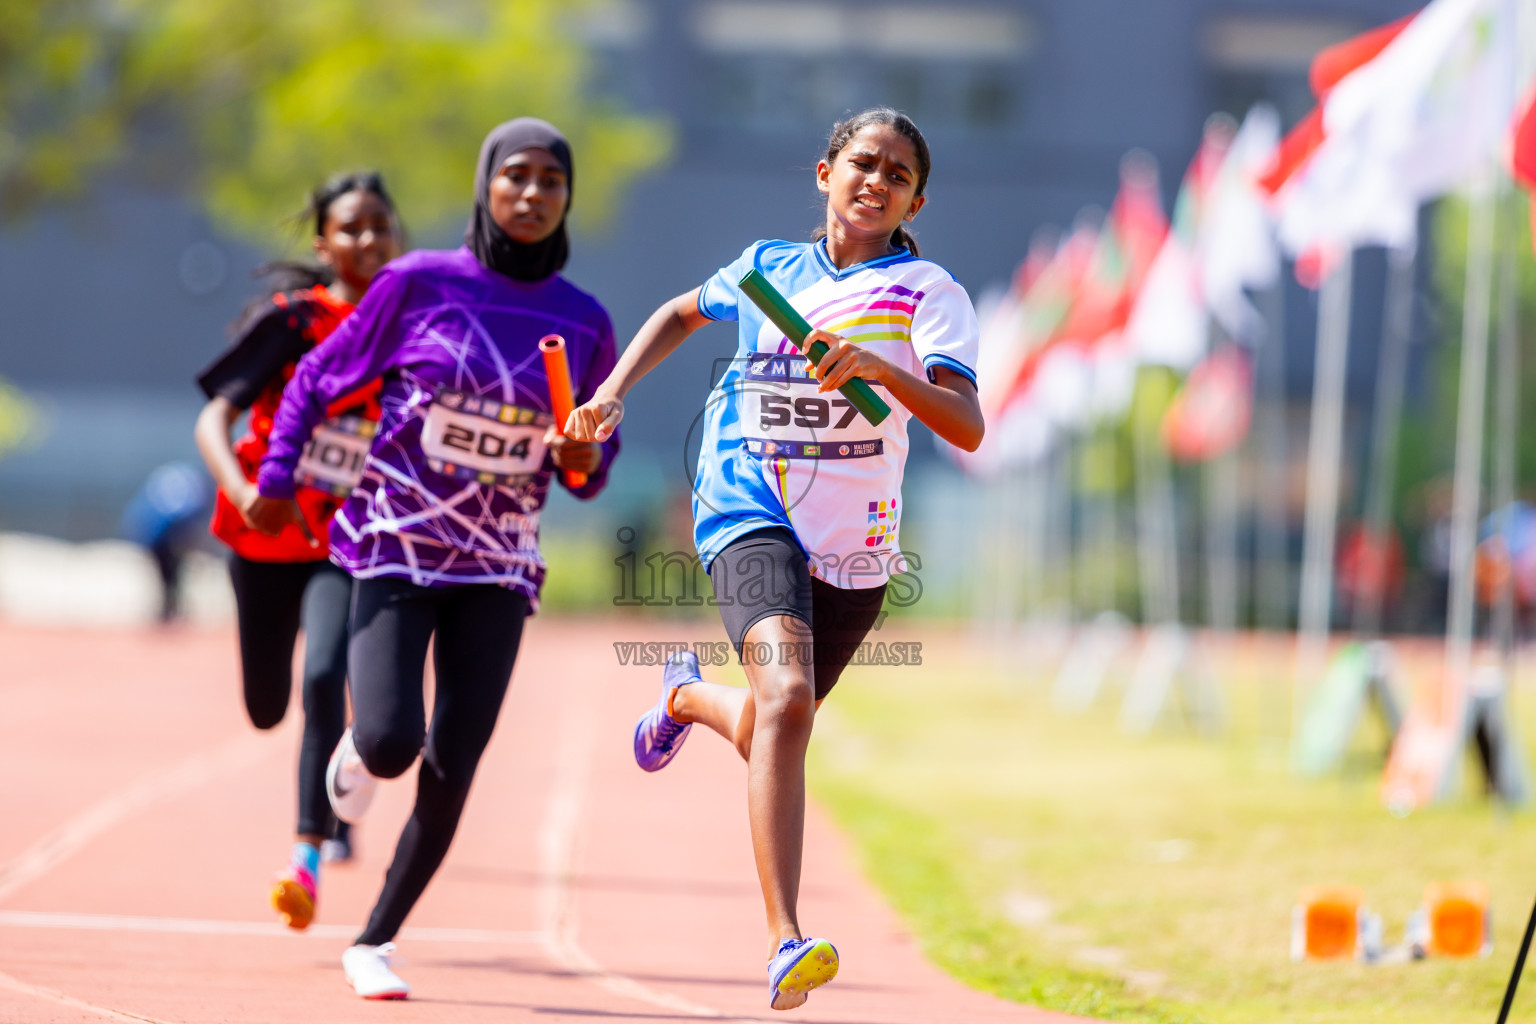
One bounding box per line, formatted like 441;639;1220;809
0;910;544;945
0;730;272;905
536;678;754;1023
0;967;178;1024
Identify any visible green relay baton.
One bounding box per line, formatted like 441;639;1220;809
737;269;891;426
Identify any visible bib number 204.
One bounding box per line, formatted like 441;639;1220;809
441;423;532;461
759;395;858;431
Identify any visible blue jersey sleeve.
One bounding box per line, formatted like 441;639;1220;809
697;241;771;322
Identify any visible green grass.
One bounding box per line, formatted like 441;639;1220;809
807;633;1536;1023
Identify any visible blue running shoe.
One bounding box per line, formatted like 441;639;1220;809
633;651;701;772
768;937;839;1010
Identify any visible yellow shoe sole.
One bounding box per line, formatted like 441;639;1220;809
770;939;838;1010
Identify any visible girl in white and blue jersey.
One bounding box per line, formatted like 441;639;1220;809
567;108;983;1011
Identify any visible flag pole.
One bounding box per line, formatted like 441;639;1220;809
1492;184;1520;665
1134;389;1163;627
1256;285;1289;624
1355;246;1415;638
1025;456;1048;623
992;467;1018;643
1052;435;1075;622
1096;423;1121;615
1255;280;1291;743
1294;249;1354;740
1446;181;1497;687
1205;320;1242;636
1133;372;1181;627
1489;6;1535;1015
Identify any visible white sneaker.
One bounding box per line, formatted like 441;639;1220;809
326;728;377;824
342;942;410;999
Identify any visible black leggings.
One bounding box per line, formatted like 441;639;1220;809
227;555;352;839
347;575;529;946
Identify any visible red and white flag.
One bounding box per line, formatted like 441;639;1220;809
1161;345;1255;462
1278;0;1516;256
1199;105;1281;344
1125;119;1230;370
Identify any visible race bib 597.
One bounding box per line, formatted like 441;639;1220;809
739;353;884;460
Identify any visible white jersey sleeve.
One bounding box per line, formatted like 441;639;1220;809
910;276;980;388
697;241;770;323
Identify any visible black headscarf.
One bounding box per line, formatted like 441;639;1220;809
463;118;573;282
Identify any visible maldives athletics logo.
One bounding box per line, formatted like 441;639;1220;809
866;498;898;548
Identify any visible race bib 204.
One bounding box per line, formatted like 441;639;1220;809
739;353;884;460
421;388;551;485
295;414;376;496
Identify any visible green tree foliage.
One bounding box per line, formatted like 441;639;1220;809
0;0;125;216
1;0;671;244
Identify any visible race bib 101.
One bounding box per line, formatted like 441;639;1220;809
739;353;884;460
421;388;551;485
295;414;376;496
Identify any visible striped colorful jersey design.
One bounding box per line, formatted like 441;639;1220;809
694;239;979;590
805;285;922;345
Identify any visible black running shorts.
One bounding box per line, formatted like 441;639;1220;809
708;527;887;700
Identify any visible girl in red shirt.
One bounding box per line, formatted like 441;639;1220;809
193;171;401;930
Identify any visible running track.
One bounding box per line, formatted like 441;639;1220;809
0;621;1093;1023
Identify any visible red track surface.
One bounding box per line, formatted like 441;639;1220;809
0;621;1093;1023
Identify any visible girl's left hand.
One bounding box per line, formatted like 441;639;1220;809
804;330;891;392
545;427;603;474
246;494;319;547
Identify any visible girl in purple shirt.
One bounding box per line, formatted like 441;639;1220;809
253;118;618;999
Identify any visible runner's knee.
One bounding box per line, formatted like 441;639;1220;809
354;726;422;779
754;673;816;729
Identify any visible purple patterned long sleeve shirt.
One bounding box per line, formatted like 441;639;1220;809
258;247;620;605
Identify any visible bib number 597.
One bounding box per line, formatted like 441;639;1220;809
759;395;858;432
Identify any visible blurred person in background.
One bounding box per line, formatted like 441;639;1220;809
1474;499;1536;636
1407;477;1455;633
568;107;983;1011
252;118;618;1000
120;460;211;624
193;171;402;930
1336;519;1406;630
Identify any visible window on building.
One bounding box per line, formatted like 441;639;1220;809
692;2;1034;135
1202;13;1361;125
568;0;657;108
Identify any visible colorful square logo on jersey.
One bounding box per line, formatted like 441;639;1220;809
866;498;899;547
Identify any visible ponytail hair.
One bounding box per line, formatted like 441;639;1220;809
811;107;931;257
231;170;399;331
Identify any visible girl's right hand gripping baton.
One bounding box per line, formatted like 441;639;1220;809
736;269;891;426
539;334;588;490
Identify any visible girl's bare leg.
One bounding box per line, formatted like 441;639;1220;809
740;615;817;952
672;680;754;760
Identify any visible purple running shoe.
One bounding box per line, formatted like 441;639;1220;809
768;937;839;1010
633;651;702;772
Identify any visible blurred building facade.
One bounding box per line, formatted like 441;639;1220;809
0;0;1424;541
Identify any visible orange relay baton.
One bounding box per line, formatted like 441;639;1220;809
539;334;588;490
